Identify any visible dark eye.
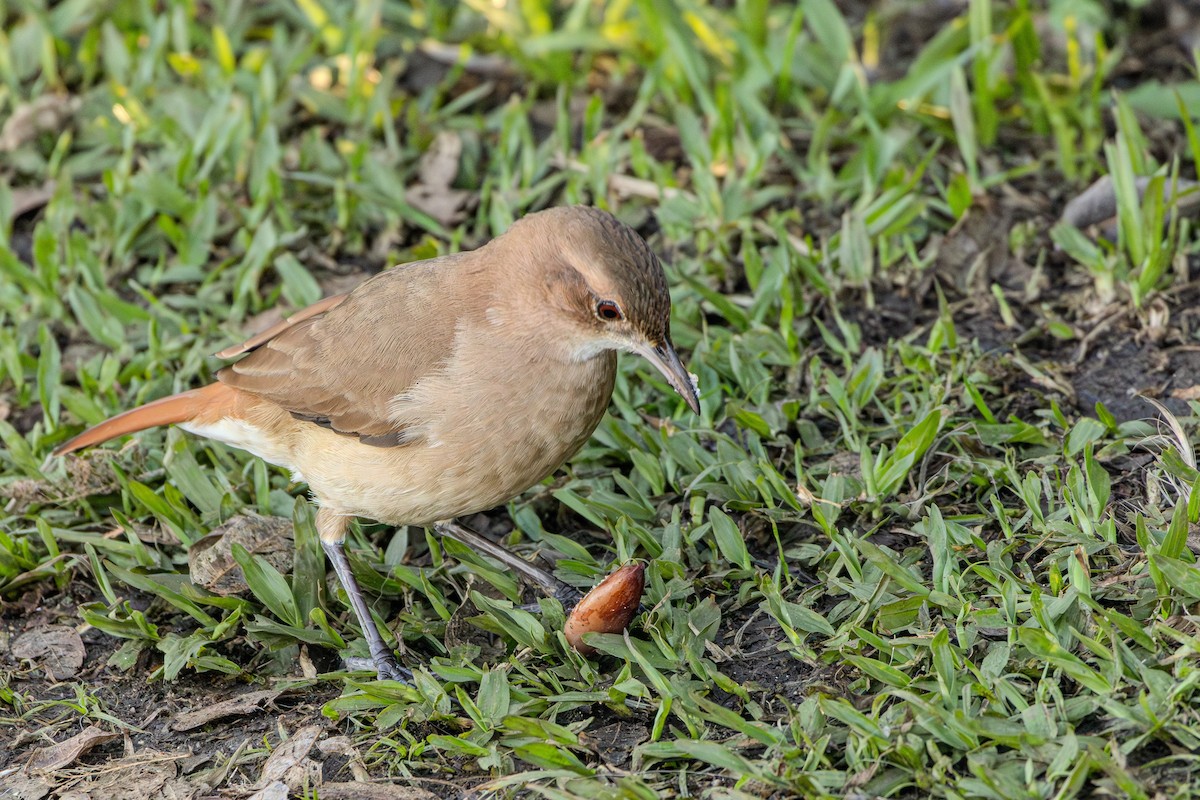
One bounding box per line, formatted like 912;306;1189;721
595;300;624;321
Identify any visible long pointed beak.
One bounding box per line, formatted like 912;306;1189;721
634;339;701;414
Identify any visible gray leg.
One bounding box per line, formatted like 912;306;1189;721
317;507;410;682
434;520;583;610
322;540;411;682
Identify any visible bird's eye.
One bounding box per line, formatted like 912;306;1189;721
595;300;624;321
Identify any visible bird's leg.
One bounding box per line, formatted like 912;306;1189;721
318;508;411;682
434;520;583;610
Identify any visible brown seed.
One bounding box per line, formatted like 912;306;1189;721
564;562;647;654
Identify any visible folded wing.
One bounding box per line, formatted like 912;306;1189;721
218;259;467;446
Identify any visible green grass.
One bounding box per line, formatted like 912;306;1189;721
5;0;1200;797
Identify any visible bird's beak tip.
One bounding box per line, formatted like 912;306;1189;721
680;374;701;415
646;341;701;415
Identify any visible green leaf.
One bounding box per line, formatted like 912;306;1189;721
802;0;854;64
36;325;61;427
477;668;511;725
855;538;929;597
1065;417;1107;457
1018;627;1111;694
511;742;592;774
845;654;912;688
469;592;547;651
1149;553;1200;600
106;563;218;628
707;507;751;569
232;543;301;627
673;739;776;784
291;499;323;621
874;407;945;497
164;439;225;518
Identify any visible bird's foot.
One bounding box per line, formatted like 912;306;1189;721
344;652;412;683
372;651;413;682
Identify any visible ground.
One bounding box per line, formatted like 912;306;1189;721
4;1;1200;798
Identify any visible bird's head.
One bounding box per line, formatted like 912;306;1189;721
501;206;700;414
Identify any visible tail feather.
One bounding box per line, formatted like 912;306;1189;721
53;382;236;456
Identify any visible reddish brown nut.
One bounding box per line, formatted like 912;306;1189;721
564;562;647;654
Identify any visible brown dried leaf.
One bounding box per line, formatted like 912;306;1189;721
404;184;475;227
0;769;54;800
56;759;188;800
12;625;86;679
1171;385;1200;401
187;514;293;596
254;724;322;791
0;95;81;151
417;130;461;188
405;130;476;226
170;688;283;731
317;736;372;782
31;726;119;772
247;782;290;800
9;181;55;220
65;453;121;499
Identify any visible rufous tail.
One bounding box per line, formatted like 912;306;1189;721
53;382;236;456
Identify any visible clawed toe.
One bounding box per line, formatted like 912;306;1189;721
343;653;412;683
374;656;413;683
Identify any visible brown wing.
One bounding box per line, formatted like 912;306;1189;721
214;293;349;359
217;256;471;445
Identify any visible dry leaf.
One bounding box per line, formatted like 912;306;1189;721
298;645;317;680
0;769;54;800
254;724;322;790
0;96;80;152
2;451;121;516
247;782;290;800
31;726;119;772
418;130;462;188
405;130;476;226
318;736;372;782
187;514;293;595
404;184;475;227
52;759;188;800
9;181;55;220
1171;385;1200;401
170;688;283;731
12;625;86;680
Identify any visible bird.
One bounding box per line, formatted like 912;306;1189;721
53;205;701;681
